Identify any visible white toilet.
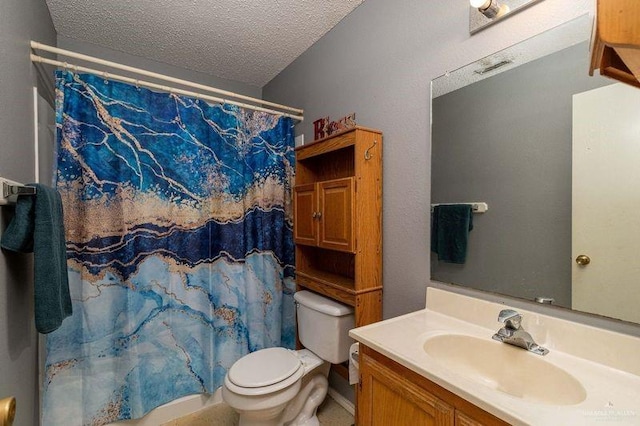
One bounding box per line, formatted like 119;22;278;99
222;290;355;426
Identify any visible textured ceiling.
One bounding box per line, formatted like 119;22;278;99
45;0;365;87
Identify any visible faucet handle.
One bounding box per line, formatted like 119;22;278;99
497;309;522;329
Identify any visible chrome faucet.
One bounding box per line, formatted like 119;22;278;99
492;309;549;356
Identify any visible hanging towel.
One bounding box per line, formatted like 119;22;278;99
1;184;71;333
431;204;474;264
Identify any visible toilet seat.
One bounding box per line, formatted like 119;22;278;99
225;347;304;396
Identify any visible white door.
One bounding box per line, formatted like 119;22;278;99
572;83;640;324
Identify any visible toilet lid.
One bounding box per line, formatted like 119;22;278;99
228;347;302;388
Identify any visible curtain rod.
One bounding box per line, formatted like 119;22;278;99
30;41;304;122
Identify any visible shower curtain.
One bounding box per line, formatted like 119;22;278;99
43;71;296;425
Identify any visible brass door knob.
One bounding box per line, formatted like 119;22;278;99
575;255;591;266
0;397;16;426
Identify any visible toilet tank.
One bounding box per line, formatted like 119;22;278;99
294;291;355;364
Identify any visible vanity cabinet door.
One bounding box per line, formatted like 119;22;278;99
358;351;454;426
456;412;486;426
357;345;511;426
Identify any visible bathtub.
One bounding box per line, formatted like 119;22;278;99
108;389;223;425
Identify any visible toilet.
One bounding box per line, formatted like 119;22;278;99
222;290;355;426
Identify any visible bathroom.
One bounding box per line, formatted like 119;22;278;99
2;0;640;425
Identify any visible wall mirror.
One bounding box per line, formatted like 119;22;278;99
431;14;640;325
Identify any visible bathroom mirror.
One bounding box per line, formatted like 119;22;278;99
431;15;640;325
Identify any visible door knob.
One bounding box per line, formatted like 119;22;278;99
575;255;591;266
0;397;16;426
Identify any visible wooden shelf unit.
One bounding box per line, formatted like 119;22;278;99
294;126;383;328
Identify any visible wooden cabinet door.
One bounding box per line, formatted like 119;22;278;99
318;177;355;253
456;412;487;426
358;352;454;426
293;183;317;246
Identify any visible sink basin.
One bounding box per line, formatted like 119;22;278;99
423;334;586;405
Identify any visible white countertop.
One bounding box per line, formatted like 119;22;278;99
349;287;640;425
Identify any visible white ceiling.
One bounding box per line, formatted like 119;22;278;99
45;0;365;87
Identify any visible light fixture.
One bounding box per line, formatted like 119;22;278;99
470;0;510;19
469;0;545;34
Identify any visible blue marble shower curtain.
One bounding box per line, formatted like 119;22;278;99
43;71;296;425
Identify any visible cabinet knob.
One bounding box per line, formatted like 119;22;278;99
312;212;318;218
316;212;322;219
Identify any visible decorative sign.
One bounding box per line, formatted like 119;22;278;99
313;113;356;141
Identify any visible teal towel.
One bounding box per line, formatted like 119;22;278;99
1;184;72;333
431;204;474;264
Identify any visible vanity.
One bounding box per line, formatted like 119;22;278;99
350;286;640;425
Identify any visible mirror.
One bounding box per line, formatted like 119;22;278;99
431;15;640;325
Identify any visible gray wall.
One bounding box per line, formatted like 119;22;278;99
0;1;57;425
263;0;593;319
57;36;262;99
431;42;612;308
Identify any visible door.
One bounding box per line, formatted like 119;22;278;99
572;83;640;324
318;177;355;253
293;183;317;246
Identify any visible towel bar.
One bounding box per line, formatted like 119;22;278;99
0;177;37;206
431;202;489;214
